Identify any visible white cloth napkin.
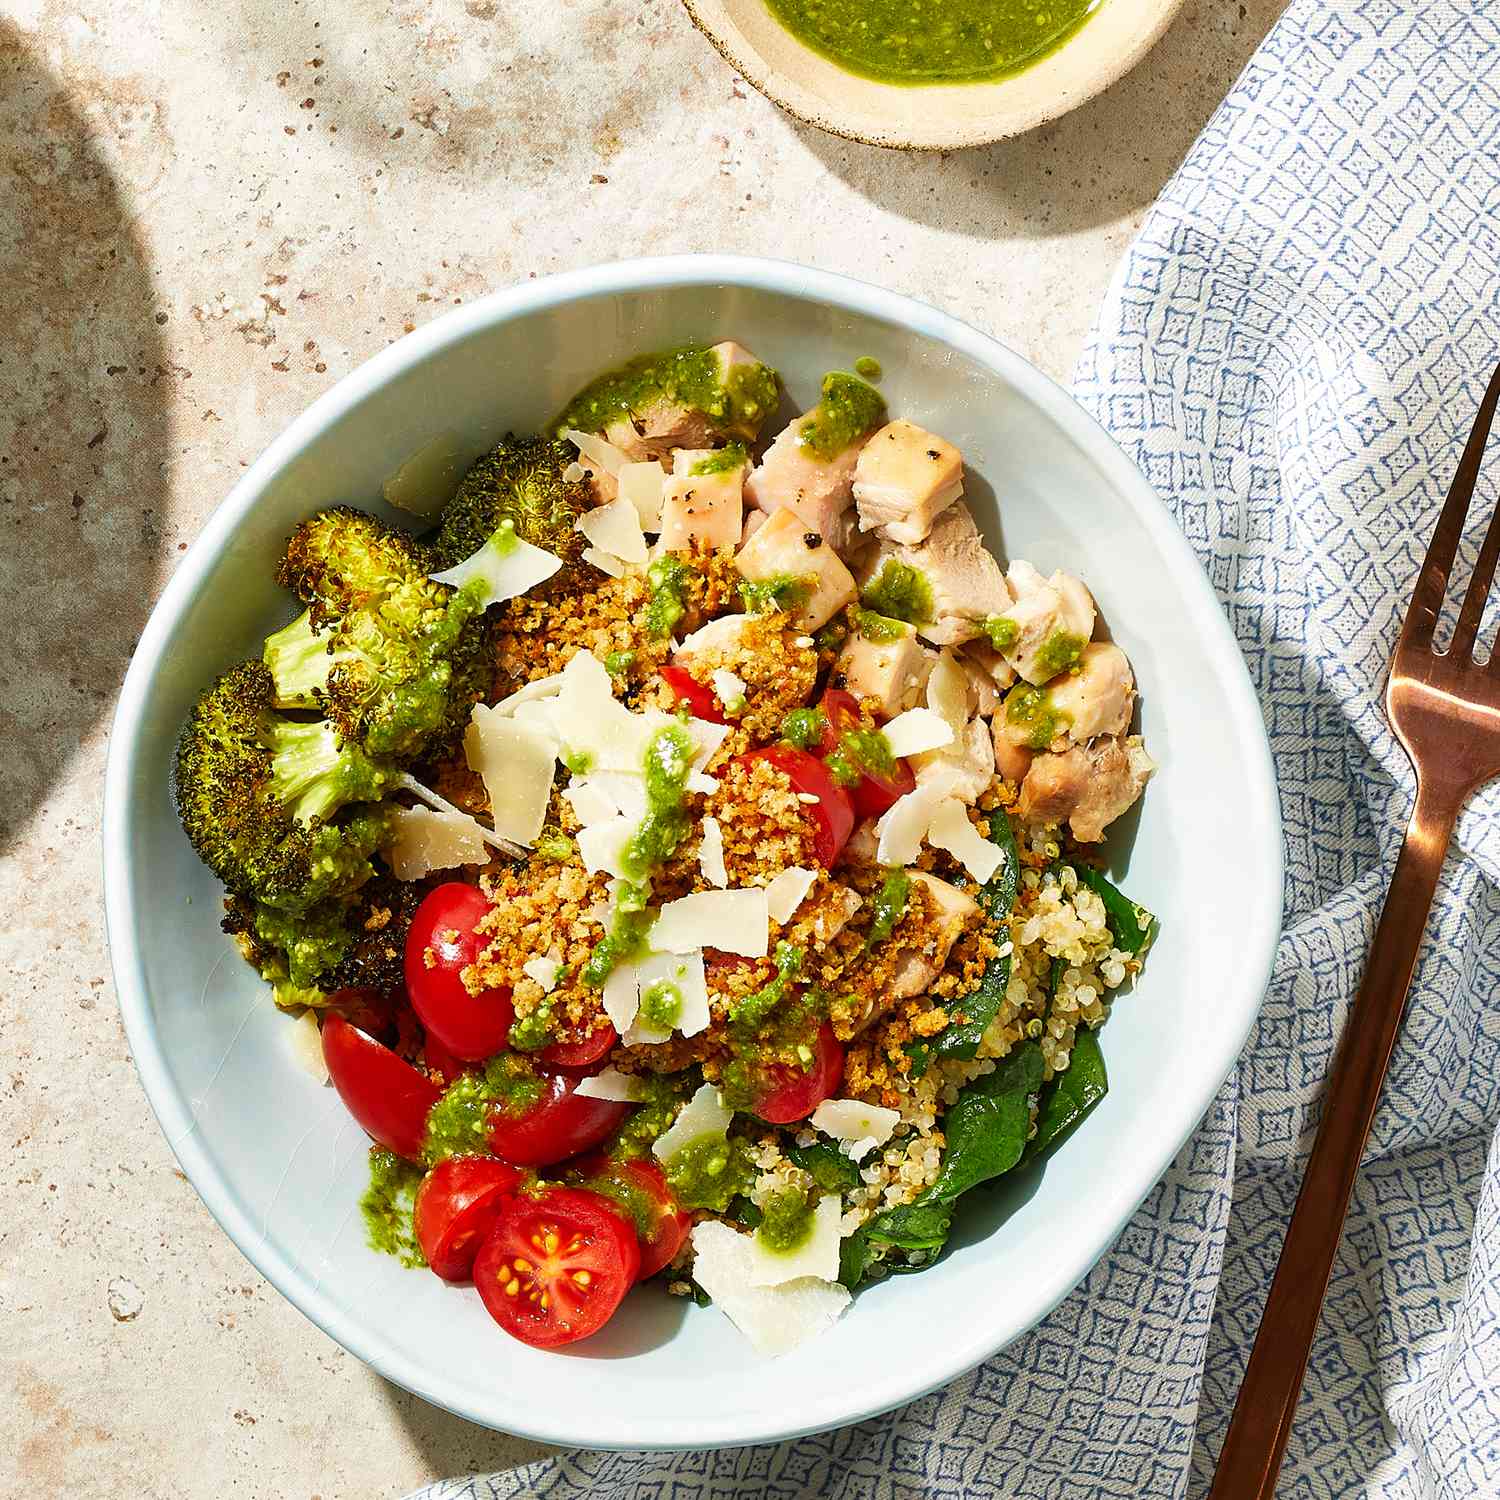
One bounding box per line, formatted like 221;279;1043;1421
407;2;1500;1493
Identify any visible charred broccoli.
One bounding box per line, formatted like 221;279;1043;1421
174;659;396;914
263;507;489;762
429;434;590;571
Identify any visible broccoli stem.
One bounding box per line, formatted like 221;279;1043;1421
264;718;395;825
263;610;337;708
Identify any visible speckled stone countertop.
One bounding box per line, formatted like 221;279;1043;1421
1;1;1279;1494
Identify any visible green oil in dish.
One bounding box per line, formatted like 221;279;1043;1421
763;0;1099;86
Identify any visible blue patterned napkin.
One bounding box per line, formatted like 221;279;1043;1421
407;2;1500;1494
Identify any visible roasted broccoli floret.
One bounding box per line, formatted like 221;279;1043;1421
175;660;396;914
263;507;489;762
429;434;590;571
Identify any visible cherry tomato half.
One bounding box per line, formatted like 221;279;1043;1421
422;1030;466;1086
658;664;728;724
474;1187;640;1347
818;688;916;820
571;1153;694;1282
321;1011;442;1161
752;1021;845;1125
414;1155;526;1281
486;1069;632;1167
742;745;856;867
539;1022;618;1072
404;883;514;1062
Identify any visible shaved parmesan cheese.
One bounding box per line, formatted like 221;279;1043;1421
602;963;640;1036
811;1098;901;1160
675;614;750;660
764;866;817;924
582;546;628;578
430;524;562;608
699;816;728;888
690;1222;851;1356
624;951;710;1046
382;430;462;518
650;889;769;957
747;1194;844;1286
874;783;944;868
927;649;971;734
618;460;666;532
682;717;731;771
563;780;619;827
395;773;525;856
545;649;656;773
881;706;955;759
710;668;747;712
926;796;1004;884
287;1010;329;1085
576;815;636;879
577;497;648;565
562;427;629;477
574;1067;648;1103
491;673;564;717
582;770;649;823
521;956;562;993
653;1083;732;1163
384;803;490;879
465;705;554;845
686;771;720;796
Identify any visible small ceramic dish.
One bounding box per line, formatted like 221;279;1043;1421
103;255;1280;1450
682;0;1186;150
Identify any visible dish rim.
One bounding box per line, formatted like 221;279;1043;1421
102;252;1282;1450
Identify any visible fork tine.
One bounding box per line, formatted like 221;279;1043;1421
1453;476;1500;661
1399;359;1500;655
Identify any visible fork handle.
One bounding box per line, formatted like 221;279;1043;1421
1206;778;1458;1500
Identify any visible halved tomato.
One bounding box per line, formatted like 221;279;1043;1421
658;664;728;724
817;687;916;820
571;1153;693;1281
752;1021;845;1125
321;1011;442;1161
474;1187;640;1347
414;1155;526;1281
741;745;856;866
486;1069;632;1167
539;1022;618;1072
404;883;514;1062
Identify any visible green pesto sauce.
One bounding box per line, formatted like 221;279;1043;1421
690;441;749;476
1034;628;1086;679
865;867;911;949
606;1072;692;1161
825;727;896;789
758;1186;817;1254
488;517;520;557
360;1148;426;1267
662;1131;754;1212
575;1167;659;1240
861;559;933;624
983;614;1020;653
730;942;804;1037
552;345;780;440
779;706;827;750
604;648;637;676
740;572;814;615
583;880;653;987
639;979;684;1032
798;371;887;461
763;0;1098;86
853;356;883;381
423;1053;542;1163
851;606;909;644
508;998;556;1051
1006;683;1071;750
627;722;694;876
560;745;596;775
535;830;576;862
646;554;690;638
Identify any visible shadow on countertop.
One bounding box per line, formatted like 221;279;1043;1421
0;21;170;851
788;0;1286;239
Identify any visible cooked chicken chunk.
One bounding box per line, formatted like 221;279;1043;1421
995;561;1097;685
839;818;880;869
657;448;746;552
996;641;1135;755
745;418;865;549
889;872;979;1000
910;716;995;805
674;613;751;662
991;730;1035;785
961;638;1017;694
852;420;964;545
858;502;1011;646
834;620;935;717
1019;734;1156;843
734;506;857;631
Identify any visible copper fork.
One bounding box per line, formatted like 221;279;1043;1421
1207;361;1500;1500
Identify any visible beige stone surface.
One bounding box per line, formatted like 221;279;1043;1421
0;1;1281;1495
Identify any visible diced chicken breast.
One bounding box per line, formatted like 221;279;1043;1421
995;561;1097;685
674;614;751;662
806;883;864;944
1045;641;1134;743
858;503;1011;646
657;449;746;552
839;818;880;868
991;729;1035;785
745;415;865;549
888;872;979;1001
960;638;1017;693
734;507;857;631
852;420;964;545
1019;734;1156;843
834;621;936;718
910;716;995;805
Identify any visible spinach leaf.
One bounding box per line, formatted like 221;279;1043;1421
1075;864;1157;955
1021;1027;1109;1167
905;1039;932;1079
839;1200;954;1288
931;811;1020;1061
786;1140;861;1193
926;1042;1045;1201
724;1195;763;1230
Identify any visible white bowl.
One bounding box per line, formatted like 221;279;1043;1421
103;255;1281;1450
